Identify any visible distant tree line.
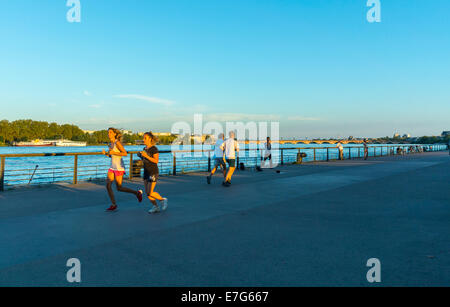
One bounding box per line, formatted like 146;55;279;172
120;133;177;146
1;119;447;146
0;119;87;144
0;119;177;146
376;135;449;144
414;135;449;144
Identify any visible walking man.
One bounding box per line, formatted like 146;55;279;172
207;133;227;184
336;141;344;160
261;136;273;168
363;139;369;160
220;131;240;187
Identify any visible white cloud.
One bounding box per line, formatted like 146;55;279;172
89;104;102;109
83;90;92;96
114;94;175;106
287;116;321;121
77;117;133;126
204;113;281;122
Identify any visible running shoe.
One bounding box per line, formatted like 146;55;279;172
207;175;211;185
161;198;168;211
137;190;143;203
148;206;161;214
106;205;118;212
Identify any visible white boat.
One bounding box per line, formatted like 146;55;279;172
53;140;87;147
13;140;55;147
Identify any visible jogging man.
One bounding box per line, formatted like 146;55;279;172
220;131;240;187
207;133;227;184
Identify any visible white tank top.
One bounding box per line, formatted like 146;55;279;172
109;141;125;171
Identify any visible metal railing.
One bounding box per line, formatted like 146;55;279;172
0;144;448;191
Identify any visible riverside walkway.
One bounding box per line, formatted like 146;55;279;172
0;152;449;286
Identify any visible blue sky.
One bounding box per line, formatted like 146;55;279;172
0;0;449;138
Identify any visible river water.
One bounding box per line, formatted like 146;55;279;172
0;143;439;188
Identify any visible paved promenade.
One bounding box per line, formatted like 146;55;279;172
0;152;449;286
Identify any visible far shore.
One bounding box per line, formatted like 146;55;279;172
0;142;447;148
0;143;170;147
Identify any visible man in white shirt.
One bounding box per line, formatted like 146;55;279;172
220;131;240;187
206;133;226;184
261;136;273;168
336;141;344;160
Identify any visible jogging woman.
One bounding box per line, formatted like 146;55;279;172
103;128;143;212
139;132;168;214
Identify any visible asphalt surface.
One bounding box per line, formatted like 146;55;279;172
0;152;449;286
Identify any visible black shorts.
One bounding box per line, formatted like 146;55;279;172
143;170;158;183
214;158;226;169
227;159;236;168
263;154;272;161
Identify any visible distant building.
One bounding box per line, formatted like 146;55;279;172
402;134;411;138
442;131;450;137
393;133;400;138
136;132;177;138
205;135;216;143
153;132;172;137
190;134;214;144
121;130;133;135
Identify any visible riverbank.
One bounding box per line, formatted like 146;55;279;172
0;151;448;286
